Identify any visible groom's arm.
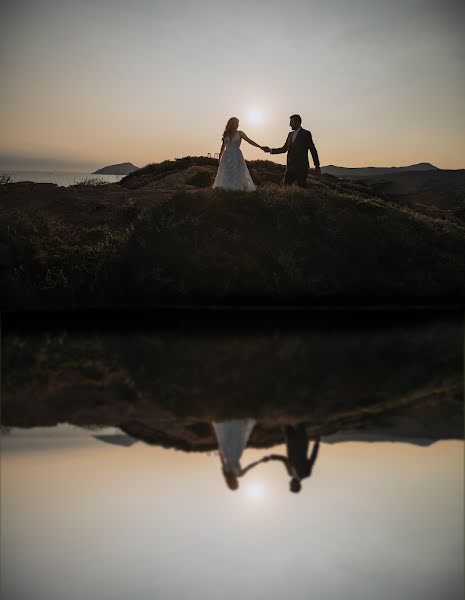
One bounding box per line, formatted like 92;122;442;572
307;131;320;170
265;454;288;464
270;133;291;155
241;457;269;475
265;455;290;474
307;438;320;473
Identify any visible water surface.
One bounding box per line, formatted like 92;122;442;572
1;427;463;600
1;310;463;599
1;170;124;186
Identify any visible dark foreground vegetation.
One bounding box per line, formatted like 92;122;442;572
1;157;464;309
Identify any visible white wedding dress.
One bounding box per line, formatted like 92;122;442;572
212;418;256;476
212;131;256;191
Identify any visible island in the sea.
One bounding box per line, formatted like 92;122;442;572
92;162;139;175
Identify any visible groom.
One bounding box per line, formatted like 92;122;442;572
262;114;321;188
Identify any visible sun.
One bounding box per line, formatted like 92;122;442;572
244;481;266;502
246;107;264;126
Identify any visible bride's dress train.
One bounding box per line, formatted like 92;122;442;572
212;418;256;476
213;131;256;191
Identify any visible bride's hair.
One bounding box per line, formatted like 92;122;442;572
222;117;239;141
222;467;239;491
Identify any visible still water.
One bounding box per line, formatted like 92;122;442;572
1;170;124;186
1;310;464;600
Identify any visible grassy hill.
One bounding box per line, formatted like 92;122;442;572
1;156;464;309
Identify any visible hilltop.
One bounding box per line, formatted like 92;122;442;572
1;156;464;309
119;157;463;221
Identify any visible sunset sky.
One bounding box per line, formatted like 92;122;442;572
1;0;464;171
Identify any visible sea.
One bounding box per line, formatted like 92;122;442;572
1;170;125;187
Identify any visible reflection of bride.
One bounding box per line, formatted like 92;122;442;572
212;418;263;490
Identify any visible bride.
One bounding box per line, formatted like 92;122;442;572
212;117;265;191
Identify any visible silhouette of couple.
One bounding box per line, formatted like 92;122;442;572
212;114;321;192
212;419;320;493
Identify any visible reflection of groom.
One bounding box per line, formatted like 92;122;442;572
262;114;321;188
263;424;320;493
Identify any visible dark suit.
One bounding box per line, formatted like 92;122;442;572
270;128;320;188
268;425;320;481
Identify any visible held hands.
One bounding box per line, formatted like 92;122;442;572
261;146;271;153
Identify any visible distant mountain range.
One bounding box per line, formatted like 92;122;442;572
321;162;439;177
93;162;139;175
92;161;440;178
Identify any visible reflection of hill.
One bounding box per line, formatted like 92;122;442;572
114;400;463;451
2;312;463;450
94;434;138;447
94;420;459;451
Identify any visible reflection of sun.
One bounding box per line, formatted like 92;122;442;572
247;108;264;126
244;481;266;502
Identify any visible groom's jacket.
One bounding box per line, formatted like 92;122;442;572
271;128;320;170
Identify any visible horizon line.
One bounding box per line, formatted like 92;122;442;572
1;156;464;173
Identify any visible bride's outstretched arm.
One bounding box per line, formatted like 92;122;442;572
239;131;264;149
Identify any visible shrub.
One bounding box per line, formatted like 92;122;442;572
186;170;213;188
71;176;109;186
3;210;132;307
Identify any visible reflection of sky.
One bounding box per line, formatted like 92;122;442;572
1;430;463;600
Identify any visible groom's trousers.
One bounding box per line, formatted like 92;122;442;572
283;167;309;188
